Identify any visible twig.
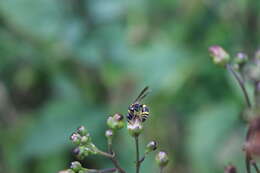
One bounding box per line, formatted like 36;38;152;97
226;64;252;108
87;168;117;173
107;137;126;173
159;167;164;173
97;150;114;158
135;136;140;173
246;152;251;173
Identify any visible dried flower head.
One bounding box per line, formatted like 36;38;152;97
127;119;143;137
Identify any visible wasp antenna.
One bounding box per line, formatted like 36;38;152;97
134;86;150;103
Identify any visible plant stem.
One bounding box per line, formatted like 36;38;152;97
135;136;140;173
87;168;117;173
159;167;164;173
254;81;260;107
252;161;260;173
226;64;252;108
97;150;114;158
107;138;126;173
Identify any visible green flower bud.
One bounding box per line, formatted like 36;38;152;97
105;129;113;139
70;161;82;172
77;126;87;136
235;52;248;65
70;133;81;145
80;136;89;145
75;146;86;159
225;164;237;173
209;45;230;67
127;119;143;137
107;113;125;130
145;141;158;153
155;151;169;168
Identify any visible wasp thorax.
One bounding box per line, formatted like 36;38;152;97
127;103;150;122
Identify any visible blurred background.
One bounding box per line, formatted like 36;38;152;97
0;0;259;173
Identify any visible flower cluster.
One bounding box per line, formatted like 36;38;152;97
209;46;260;173
60;88;169;173
70;126;99;159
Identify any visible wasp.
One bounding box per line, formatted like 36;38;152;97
127;86;150;122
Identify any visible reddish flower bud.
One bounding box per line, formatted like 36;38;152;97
209;45;230;67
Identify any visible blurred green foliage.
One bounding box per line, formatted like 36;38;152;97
0;0;259;173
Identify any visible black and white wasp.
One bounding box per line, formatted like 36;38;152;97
127;86;150;122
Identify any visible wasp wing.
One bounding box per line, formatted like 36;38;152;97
133;86;149;103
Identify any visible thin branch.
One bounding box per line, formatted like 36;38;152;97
159;167;164;173
87;168;117;173
226;64;252;108
246;153;251;173
107;137;126;173
135;136;140;173
97;150;114;158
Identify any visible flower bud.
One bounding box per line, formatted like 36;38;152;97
209;45;230;67
75;146;86;159
127;119;143;137
224;164;237;173
77;126;87;136
70;161;82;172
105;129;113;139
70;133;81;145
145;141;158;153
80;136;89;145
235;52;248;65
107;113;125;130
155;151;169;168
73;147;80;155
